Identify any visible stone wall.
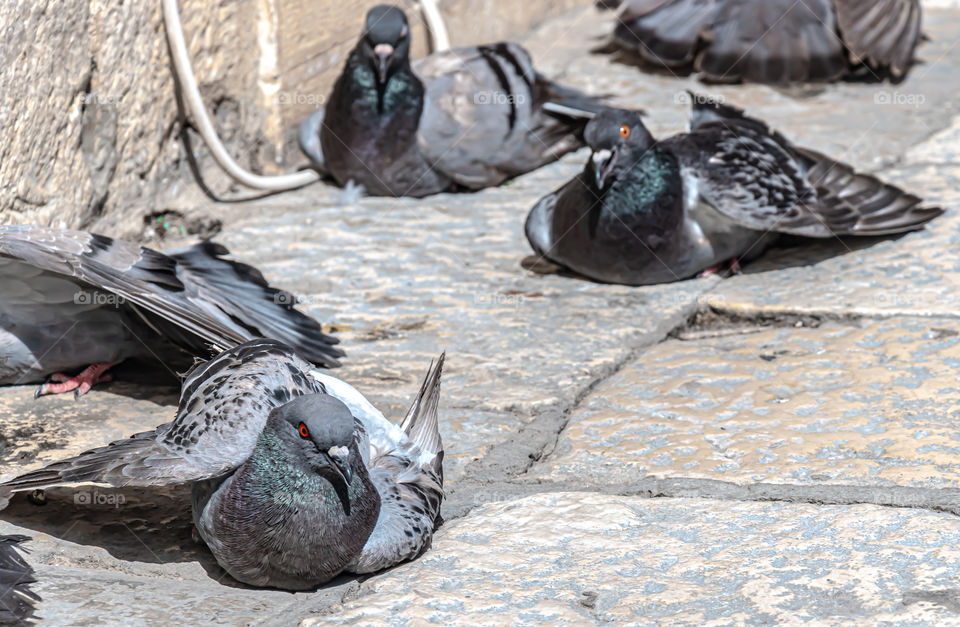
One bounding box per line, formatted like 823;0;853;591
0;0;590;238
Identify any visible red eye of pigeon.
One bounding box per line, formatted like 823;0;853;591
619;125;631;139
298;422;310;439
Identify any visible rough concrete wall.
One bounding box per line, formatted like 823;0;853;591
0;0;264;237
0;0;591;237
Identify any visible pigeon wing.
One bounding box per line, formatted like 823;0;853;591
0;226;341;367
833;0;922;79
168;241;343;367
672;97;941;236
608;0;722;68
697;0;847;84
0;339;324;501
416;44;591;188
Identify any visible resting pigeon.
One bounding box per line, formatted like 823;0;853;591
0;535;38;624
0;339;445;590
598;0;923;84
525;96;943;285
0;225;343;398
300;5;605;197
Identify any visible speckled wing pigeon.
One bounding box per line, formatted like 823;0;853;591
300;5;606;197
525;95;943;285
0;339;445;590
0;535;39;624
0;225;343;398
598;0;923;83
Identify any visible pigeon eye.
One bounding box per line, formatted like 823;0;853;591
298;422;310;439
619;125;631;139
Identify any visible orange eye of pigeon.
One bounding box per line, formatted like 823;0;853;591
298;422;310;439
619;125;631;139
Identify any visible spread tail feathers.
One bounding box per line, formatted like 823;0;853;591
399;353;445;474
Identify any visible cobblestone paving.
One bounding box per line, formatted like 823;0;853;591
1;2;959;624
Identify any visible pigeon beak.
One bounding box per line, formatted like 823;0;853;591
374;43;394;84
592;148;618;190
325;445;353;515
328;446;353;485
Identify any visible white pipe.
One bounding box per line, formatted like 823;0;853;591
419;0;450;52
162;0;320;192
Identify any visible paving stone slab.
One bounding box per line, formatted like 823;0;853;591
307;492;960;625
535;317;960;489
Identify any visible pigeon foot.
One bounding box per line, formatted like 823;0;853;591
698;257;741;278
34;362;117;400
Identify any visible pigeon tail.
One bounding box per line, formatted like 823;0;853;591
399;353;445;471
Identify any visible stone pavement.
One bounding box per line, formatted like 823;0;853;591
1;2;959;624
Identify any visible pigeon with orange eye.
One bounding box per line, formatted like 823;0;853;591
0;339;446;591
525;97;941;286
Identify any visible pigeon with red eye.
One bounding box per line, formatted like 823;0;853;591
0;224;343;400
525;96;942;285
300;5;606;197
0;339;445;590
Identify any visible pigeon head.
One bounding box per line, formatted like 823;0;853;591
273;393;359;514
584;109;654;191
361;5;412;85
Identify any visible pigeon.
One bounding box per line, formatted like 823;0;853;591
0;339;445;590
525;96;943;285
597;0;923;84
301;5;606;197
0;535;38;624
0;225;343;398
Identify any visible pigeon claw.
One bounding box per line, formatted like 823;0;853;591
698;257;741;279
34;362;117;400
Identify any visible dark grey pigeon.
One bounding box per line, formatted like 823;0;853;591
0;535;38;624
301;5;605;197
0;339;445;590
525;96;943;285
598;0;923;84
0;225;343;398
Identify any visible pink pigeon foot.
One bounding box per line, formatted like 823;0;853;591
34;362;117;400
698;257;742;278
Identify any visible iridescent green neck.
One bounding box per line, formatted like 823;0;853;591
606;147;679;219
345;48;422;116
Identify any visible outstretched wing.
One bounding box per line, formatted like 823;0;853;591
169;242;342;367
0;226;343;368
0;339;325;502
668;97;942;236
833;0;922;79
